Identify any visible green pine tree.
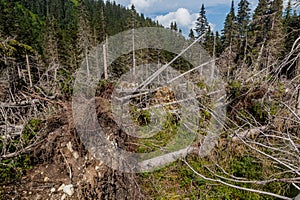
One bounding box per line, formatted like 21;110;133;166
236;0;251;62
237;0;251;36
126;4;139;30
221;0;238;51
284;0;292;22
282;1;300;77
267;0;284;60
194;4;209;42
203;26;214;56
251;0;269;44
249;0;284;70
214;31;223;57
248;0;270;69
188;29;195;41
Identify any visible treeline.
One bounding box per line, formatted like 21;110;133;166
0;0;158;72
191;0;300;78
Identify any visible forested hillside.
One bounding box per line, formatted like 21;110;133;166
0;0;300;199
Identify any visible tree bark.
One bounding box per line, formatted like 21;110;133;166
103;39;108;80
26;54;33;87
296;88;300;116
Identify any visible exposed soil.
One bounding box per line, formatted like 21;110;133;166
1;97;144;200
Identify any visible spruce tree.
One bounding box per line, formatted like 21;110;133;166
267;0;284;57
265;0;283;69
203;26;214;56
100;6;107;41
221;0;238;50
284;0;292;21
248;0;269;69
170;22;174;30
284;1;298;53
194;4;209;42
215;31;223;57
236;0;251;62
56;0;78;70
251;0;269;44
170;22;178;32
173;22;178;32
282;1;299;77
250;0;284;70
188;29;195;40
237;0;251;39
44;16;60;81
76;0;93;75
126;4;139;30
89;0;106;44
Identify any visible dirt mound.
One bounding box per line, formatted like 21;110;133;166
1;100;143;199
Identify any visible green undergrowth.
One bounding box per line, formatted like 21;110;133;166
135;112;182;154
138;142;297;199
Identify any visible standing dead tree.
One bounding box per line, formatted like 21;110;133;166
0;37;59;181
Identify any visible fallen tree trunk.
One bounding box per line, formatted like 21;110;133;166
231;126;267;142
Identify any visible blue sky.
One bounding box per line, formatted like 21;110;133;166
112;0;260;36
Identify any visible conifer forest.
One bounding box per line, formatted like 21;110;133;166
0;0;300;199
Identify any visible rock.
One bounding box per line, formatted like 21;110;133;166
44;177;49;182
61;193;66;200
63;184;74;196
58;184;74;196
34;194;42;200
58;184;65;191
73;151;79;159
50;188;56;193
67;141;74;153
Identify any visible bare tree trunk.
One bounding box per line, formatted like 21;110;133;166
211;35;216;84
93;28;100;78
85;49;90;78
103;37;108;80
296;88;300;116
17;64;21;79
256;38;266;70
292;57;300;117
243;32;248;66
26;54;33;87
54;65;57;82
132;28;136;77
296;55;300;77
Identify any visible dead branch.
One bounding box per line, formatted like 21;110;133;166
182;159;293;200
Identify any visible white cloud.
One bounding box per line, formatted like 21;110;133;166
119;0;231;15
130;0;152;11
208;23;216;31
155;8;197;30
112;0;259;35
154;8;219;37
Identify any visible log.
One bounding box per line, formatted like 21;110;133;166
296;88;300;116
26;54;33;87
231;126;267;142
